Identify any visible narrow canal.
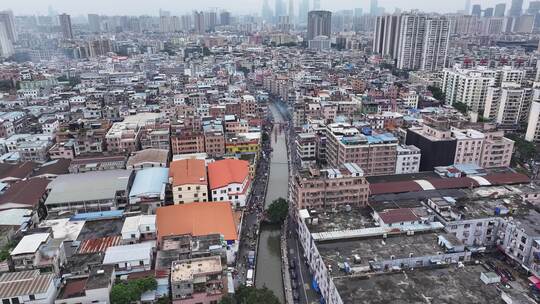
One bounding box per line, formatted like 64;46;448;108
255;102;289;302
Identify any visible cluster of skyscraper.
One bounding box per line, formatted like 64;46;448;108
373;13;451;71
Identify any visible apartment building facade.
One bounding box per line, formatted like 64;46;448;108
291;163;369;209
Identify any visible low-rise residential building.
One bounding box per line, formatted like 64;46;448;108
395;145;421;174
105;122;140;154
121;215;156;244
0;270;56;304
156;202;238;263
126;149;169;170
54;266;114;304
102;241;155;275
208;159;251;208
56;120;111;156
169;159;208;204
171;255;225;304
326;123;398;176
128;167;168;212
291;163;369;209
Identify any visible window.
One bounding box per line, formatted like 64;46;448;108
11;298;19;304
3;299;10;304
139;261;144;266
29;295;35;301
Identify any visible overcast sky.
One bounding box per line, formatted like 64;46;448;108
2;0;527;16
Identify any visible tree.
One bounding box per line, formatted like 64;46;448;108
452;102;468;114
507;133;537;164
427;85;445;101
267;197;288;224
219;285;280;304
110;277;157;304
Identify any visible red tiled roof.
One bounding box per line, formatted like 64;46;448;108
78;236;121;254
169;159;207;186
484;173;529;185
369;181;423;195
156;202;237;241
378;208;419;224
426;177;479;190
207;159;250;190
0;162;37;181
0;178;50;208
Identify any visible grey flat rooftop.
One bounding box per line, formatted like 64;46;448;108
317;231;457;269
45;169;132;206
334;265;502;304
306;207;376;233
76;218;124;241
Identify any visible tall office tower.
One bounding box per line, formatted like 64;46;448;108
262;0;274;22
59;13;73;39
509;0;523;17
204;11;217;31
180;14;192;31
289;0;295;22
528;1;540;13
193;11;205;34
0;11;17;43
275;0;286;19
0;23;14;58
313;0;321;10
159;15;172;32
396;14;450;71
88;14;101;32
471;5;482;17
484;8;494;17
370;0;379;16
299;0;310;24
464;0;472;14
220;11;231;26
373;15;400;58
307;10;331;40
494;3;506;17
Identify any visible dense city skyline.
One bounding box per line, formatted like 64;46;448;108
1;0;527;15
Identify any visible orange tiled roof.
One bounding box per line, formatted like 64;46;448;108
207;159;249;190
156;202;237;241
169;159;207;186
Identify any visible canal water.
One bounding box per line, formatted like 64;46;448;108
255;102;289;302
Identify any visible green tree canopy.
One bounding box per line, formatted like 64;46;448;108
506;134;537;164
219;285;280;304
427;85;445;101
452;101;468;114
267;197;288;224
110;277;157;304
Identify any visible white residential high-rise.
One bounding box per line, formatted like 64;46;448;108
0;22;14;58
299;0;310;24
373;15;400;58
58;13;73;39
0;10;17;43
526;101;540;142
395;13;450;71
88;14;101;33
484;83;533;127
442;65;525;112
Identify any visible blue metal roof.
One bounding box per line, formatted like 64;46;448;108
70;210;124;221
129;167;169;198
